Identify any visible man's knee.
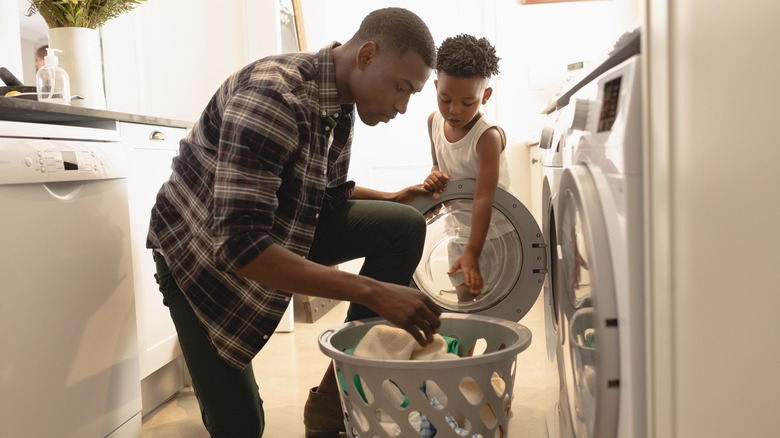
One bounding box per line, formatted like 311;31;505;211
385;203;426;248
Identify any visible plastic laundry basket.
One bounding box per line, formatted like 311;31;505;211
318;313;532;438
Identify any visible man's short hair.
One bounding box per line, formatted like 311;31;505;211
350;7;436;69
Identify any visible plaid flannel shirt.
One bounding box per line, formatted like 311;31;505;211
147;43;355;370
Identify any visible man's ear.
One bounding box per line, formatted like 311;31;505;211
357;41;377;71
482;87;493;104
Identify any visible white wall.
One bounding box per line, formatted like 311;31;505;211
13;0;49;86
493;0;640;141
101;0;273;121
1;0;25;84
646;1;780;436
300;0;638;203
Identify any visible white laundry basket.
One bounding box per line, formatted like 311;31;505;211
318;313;532;438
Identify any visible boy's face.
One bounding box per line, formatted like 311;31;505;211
435;73;491;130
351;43;432;126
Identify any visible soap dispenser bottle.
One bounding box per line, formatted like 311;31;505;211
36;48;71;105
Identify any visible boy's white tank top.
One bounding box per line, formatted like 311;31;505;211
431;111;512;192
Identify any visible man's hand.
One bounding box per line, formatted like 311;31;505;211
393;184;441;204
365;281;443;346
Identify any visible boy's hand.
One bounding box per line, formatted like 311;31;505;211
448;250;484;295
423;171;450;193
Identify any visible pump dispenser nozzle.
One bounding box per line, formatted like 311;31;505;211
43;48;62;67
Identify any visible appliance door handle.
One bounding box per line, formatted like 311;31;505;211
43;181;84;201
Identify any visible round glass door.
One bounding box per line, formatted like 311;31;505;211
409;179;545;322
414;198;522;311
556;166;619;438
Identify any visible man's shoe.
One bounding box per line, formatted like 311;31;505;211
304;387;346;438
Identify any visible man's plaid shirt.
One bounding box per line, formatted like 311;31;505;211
147;43;355;370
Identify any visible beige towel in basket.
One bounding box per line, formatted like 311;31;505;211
352;325;459;361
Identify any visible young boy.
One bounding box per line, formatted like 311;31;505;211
423;34;511;302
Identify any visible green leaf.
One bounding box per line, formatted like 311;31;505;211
30;0;148;29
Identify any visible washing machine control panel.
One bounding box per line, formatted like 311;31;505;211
570;98;601;132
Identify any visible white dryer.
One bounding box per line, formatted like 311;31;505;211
538;108;574;438
555;53;645;438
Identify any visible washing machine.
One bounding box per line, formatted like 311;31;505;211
554;53;645;438
408;179;545;323
539;105;576;438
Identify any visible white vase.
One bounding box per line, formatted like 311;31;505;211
47;27;106;110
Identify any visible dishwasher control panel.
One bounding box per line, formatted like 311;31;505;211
0;122;126;185
37;149;98;173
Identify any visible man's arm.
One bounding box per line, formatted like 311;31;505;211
237;243;441;346
351;185;438;204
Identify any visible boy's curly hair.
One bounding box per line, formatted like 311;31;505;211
435;34;500;79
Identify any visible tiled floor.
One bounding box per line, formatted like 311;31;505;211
141;295;547;437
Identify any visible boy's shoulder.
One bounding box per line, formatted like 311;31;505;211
476;118;507;151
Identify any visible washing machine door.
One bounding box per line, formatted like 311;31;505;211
409;179;545;322
556;166;619;438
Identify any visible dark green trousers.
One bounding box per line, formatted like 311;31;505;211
154;200;426;437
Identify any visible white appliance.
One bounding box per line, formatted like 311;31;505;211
538;105;574;438
0;121;142;438
553;52;644;438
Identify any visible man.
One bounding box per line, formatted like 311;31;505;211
147;7;442;438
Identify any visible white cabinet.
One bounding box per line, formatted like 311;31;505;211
120;121;186;380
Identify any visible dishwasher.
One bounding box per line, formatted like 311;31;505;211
0;120;142;438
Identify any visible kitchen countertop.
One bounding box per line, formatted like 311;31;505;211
0;96;193;129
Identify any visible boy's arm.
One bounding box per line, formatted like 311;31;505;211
469;126;504;254
428;111;437;169
425;112;449;192
452;126;504;292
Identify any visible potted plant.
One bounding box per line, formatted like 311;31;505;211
27;0;147;109
28;0;147;29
